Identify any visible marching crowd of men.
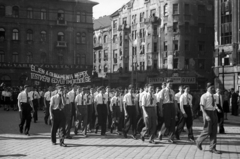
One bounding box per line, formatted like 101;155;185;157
14;79;228;154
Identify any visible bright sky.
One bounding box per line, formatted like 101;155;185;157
93;0;130;19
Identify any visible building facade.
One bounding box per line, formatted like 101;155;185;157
93;0;214;89
214;0;240;91
0;0;97;86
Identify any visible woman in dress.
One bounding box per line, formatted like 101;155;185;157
223;90;230;120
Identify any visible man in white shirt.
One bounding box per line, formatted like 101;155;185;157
44;86;53;125
123;85;137;139
67;84;78;135
158;79;178;143
175;85;194;142
31;86;40;123
49;84;67;147
140;84;157;144
105;86;113;130
94;86;108;135
110;89;121;133
196;83;221;154
214;88;225;134
18;85;35;135
75;87;88;137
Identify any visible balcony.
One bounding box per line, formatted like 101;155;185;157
93;43;103;50
57;20;67;25
56;41;67;47
144;16;161;24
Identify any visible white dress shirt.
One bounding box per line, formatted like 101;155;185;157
200;92;218;111
50;94;65;110
123;92;135;106
175;92;183;104
18;91;33;103
158;88;175;104
180;93;193;114
75;93;85;105
94;93;108;105
139;91;147;106
67;90;77;103
142;92;157;107
214;93;223;106
44;91;54;101
110;96;121;107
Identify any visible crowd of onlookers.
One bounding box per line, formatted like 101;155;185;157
0;83;239;117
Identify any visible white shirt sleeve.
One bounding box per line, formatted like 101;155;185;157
179;95;186;114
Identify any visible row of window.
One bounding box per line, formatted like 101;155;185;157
0;28;87;43
112;4;206;28
0;50;86;65
0;5;88;23
93;35;108;44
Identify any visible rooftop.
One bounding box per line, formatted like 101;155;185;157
93;15;111;30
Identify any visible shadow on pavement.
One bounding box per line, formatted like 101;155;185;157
66;143;164;148
0;154;27;158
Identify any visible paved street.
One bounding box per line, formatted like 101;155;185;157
0;110;239;159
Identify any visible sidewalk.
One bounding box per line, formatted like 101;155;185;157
0;110;239;159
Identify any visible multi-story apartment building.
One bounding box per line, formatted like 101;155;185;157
214;0;240;91
0;0;97;86
93;0;214;89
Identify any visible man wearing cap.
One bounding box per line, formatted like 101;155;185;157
123;85;137;139
196;83;221;154
18;85;35;135
49;84;67;147
67;84;78;132
94;86;108;135
75;87;88;137
175;85;195;142
30;86;40;123
141;84;157;144
44;86;53;125
158;79;178;143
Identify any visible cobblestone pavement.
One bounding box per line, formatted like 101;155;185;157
0;109;240;159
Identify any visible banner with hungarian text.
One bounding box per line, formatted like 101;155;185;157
30;65;91;85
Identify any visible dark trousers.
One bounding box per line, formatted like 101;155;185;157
19;103;32;133
70;102;76;127
44;101;50;124
141;107;157;141
75;105;88;135
163;103;176;139
51;109;66;143
32;99;38;122
175;105;194;139
107;101;112;129
197;110;218;150
232;102;239;116
137;109;144;134
63;104;72;137
216;104;225;133
97;104;108;135
124;106;137;136
111;106;121;129
87;104;94;130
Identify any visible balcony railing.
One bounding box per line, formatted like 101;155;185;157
56;41;67;47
